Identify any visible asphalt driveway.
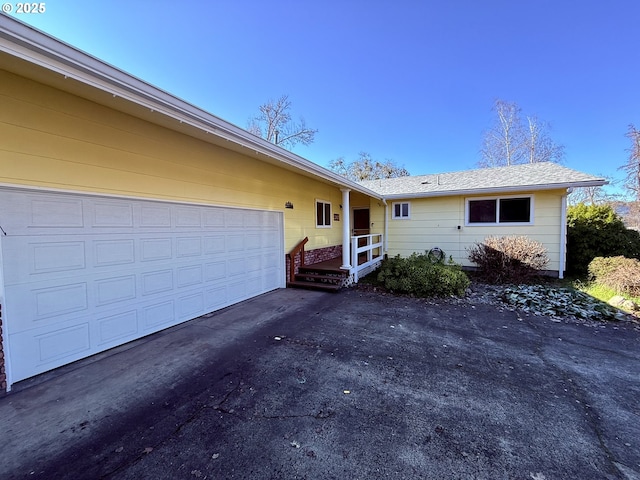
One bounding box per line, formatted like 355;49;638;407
1;287;639;479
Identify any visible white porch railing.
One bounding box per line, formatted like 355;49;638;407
350;233;384;282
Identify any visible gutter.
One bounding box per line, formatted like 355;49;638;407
379;180;608;200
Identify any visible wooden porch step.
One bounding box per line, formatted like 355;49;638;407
286;280;342;292
295;272;345;282
287;258;348;292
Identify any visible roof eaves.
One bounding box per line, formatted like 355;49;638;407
0;14;381;199
381;179;608;200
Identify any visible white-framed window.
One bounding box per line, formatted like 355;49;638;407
466;195;533;225
316;199;331;228
392;201;410;219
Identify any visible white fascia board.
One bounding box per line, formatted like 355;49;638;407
381;180;608;200
0;14;381;199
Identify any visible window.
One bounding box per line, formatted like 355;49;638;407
467;196;532;225
316;200;331;227
392;202;410;219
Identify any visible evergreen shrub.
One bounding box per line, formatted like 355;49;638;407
376;252;470;297
567;203;640;274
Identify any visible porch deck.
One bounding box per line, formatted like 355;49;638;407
305;254;370;271
304;257;344;272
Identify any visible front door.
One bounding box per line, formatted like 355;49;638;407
353;208;370;236
353;208;370;265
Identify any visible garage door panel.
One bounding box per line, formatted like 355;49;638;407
227;234;245;252
227;258;246;277
5;282;90;327
94;275;137;307
203;207;225;227
176;264;203;288
31;196;85;228
204;261;226;281
142;300;175;330
141;269;174;296
139;203;172;228
94;239;136;267
140;238;173;262
97;310;138;346
203;235;225;254
1;189;285;384
177;292;205;320
9;321;91;382
176;237;202;257
93;200;134;227
174;206;202;227
205;285;228;310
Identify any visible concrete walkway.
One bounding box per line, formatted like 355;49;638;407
1;287;639;479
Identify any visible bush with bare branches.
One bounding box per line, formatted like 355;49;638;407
467;236;549;284
588;256;640;297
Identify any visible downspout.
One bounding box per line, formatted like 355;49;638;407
340;188;352;270
382;198;388;254
558;189;571;279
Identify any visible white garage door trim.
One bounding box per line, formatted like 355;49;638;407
0;187;285;387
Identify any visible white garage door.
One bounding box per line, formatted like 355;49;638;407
0;188;284;384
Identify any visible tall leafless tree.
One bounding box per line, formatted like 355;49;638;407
480;100;525;167
568;174;619;205
328;152;410;182
619;124;640;201
479;99;564;167
525;115;565;164
247;95;317;150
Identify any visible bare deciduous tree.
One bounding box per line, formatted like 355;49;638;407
479;99;564;167
568;175;619;205
619;124;640;201
480;100;525;167
247;95;317;150
525;115;565;164
328;152;410;182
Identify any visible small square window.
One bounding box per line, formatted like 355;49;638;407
392;202;410;219
316;200;331;227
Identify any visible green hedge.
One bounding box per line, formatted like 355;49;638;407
376;252;470;297
567;204;640;274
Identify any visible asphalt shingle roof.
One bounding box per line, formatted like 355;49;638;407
359;162;606;198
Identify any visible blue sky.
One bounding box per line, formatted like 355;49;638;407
9;0;639;197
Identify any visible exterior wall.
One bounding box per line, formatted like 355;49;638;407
0;69;346;254
0;68;373;392
385;190;566;272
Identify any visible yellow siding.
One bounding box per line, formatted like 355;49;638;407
0;69;348;252
386;191;566;272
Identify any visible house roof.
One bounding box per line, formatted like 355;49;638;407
360;162;607;199
0;14;383;199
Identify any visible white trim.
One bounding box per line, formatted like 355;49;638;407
382;181;606;200
465;194;534;226
392;201;411;220
0;233;12;391
341;189;351;270
559;193;568;279
315;199;332;228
